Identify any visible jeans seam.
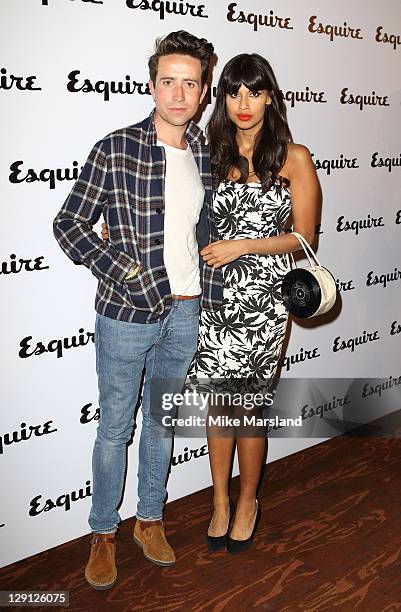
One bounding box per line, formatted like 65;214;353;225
148;346;156;508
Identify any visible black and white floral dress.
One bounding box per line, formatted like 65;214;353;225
188;179;291;394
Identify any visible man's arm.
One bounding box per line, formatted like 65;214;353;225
53;139;139;285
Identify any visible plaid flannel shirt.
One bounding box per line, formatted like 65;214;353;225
53;111;223;323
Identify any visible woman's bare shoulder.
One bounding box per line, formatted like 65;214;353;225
285;143;315;178
287;142;312;164
280;143;313;181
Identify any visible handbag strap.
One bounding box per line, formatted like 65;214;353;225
286;231;322;269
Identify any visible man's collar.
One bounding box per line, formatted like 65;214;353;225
144;108;205;146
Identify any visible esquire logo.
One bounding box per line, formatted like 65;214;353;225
390;321;401;336
0;68;41;92
371;152;401;173
1;254;49;275
308;15;363;41
226;3;293;32
300;393;351;423
126;0;208;19
332;329;380;353
80;403;100;424
172;444;208;467
336;278;355;293
0;420;57;456
361;375;401;399
280;87;326;108
67;70;151;102
29;481;92;516
366;267;401;289
280;346;321;373
375;26;401;50
9;161;81;190
340;88;390;110
336;213;384;236
311;153;359;176
207;86;326;109
19;328;95;360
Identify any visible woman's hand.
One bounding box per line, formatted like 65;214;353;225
101;222;109;241
201;239;250;268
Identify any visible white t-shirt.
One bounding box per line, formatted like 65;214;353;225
158;139;205;295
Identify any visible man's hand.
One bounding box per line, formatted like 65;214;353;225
200;239;250;268
101;222;109;240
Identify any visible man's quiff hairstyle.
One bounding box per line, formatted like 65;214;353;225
148;30;214;88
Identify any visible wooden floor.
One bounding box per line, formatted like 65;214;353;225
1;413;401;612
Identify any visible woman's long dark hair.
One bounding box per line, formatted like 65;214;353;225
207;53;292;192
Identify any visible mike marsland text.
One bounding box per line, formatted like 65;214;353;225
162;415;302;427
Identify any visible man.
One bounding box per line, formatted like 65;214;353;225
53;30;222;589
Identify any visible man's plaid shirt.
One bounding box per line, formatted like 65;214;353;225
53;111;223;323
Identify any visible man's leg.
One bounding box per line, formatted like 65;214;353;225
134;298;200;564
86;313;159;588
137;345;172;523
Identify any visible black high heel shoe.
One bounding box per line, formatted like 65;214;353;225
227;500;261;555
206;501;235;552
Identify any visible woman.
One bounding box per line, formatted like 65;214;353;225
102;53;320;554
190;53;319;554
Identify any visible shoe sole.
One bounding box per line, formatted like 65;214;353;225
133;535;176;567
227;538;254;555
205;534;227;552
85;573;117;590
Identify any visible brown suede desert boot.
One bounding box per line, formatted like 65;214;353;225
85;533;117;590
133;519;176;566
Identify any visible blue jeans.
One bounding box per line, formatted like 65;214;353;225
88;299;199;533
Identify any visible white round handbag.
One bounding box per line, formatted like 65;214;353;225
281;232;338;318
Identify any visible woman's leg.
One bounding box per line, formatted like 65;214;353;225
206;399;235;536
207;436;235;535
230;406;266;540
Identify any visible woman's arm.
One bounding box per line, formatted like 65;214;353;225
201;144;321;268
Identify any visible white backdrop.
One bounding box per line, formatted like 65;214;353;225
1;0;401;568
